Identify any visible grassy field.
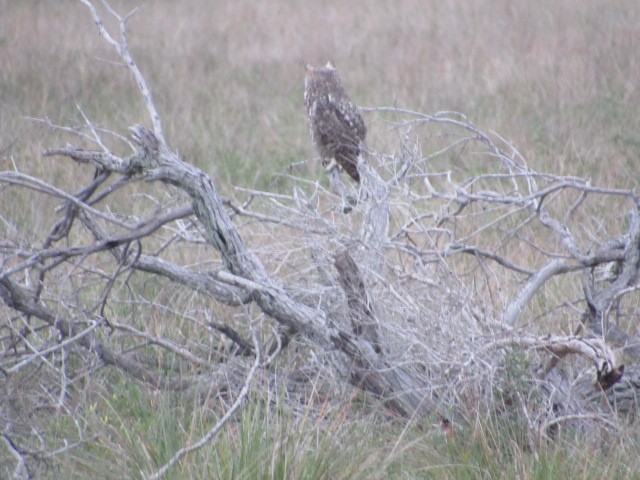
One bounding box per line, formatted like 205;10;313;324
3;0;639;188
2;0;640;478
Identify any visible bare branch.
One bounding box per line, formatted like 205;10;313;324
78;0;164;138
4;5;640;473
484;333;619;381
504;259;568;327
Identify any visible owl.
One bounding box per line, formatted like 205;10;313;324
304;61;366;183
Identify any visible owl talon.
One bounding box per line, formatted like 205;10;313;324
324;158;339;173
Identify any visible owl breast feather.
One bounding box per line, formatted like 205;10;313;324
308;96;365;182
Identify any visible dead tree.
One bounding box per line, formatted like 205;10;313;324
1;1;639;477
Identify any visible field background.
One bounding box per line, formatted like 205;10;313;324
3;0;639;189
2;0;640;478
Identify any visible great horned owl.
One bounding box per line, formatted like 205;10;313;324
304;61;366;183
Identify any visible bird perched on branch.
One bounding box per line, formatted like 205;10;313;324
303;61;367;183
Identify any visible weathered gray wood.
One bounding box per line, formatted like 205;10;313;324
334;249;382;354
45;125;438;421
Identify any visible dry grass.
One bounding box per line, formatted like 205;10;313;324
2;0;639;190
2;0;640;478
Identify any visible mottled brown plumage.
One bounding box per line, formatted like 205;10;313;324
304;62;366;182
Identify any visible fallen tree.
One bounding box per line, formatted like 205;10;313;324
1;1;639;478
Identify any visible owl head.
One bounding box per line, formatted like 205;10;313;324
302;61;343;98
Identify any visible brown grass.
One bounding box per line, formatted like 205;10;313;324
2;1;640;477
2;0;639;190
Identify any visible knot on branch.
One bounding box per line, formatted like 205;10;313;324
129;124;160;156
